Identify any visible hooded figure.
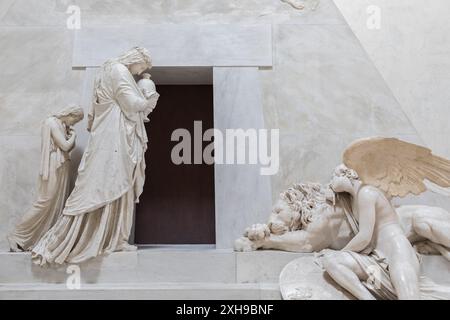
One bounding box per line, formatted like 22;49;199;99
32;47;159;266
8;105;83;252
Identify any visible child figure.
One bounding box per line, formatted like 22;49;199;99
137;73;159;122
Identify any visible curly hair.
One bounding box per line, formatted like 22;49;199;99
279;182;329;230
332;164;359;181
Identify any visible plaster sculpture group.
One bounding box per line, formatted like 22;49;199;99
7;47;160;266
235;137;450;300
5;46;450;300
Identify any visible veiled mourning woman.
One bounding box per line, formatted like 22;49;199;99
32;47;159;266
7;105;84;252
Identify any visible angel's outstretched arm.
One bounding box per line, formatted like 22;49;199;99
342;189;376;252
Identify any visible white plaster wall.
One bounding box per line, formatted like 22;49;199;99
334;0;450;157
0;0;445;250
334;0;450;212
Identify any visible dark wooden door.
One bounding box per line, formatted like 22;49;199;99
135;85;215;244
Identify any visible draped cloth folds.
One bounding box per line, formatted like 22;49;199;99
32;63;149;266
8;118;71;251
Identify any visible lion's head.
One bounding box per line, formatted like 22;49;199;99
268;182;330;235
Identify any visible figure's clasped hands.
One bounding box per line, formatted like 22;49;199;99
68;128;77;140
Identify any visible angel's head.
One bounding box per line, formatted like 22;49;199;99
330;164;360;194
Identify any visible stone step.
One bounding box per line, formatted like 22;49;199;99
0;247;307;285
1;247;448;286
0;282;281;300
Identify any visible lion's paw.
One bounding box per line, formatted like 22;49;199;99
244;224;270;241
234;237;259;252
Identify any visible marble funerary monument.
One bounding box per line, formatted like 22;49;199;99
1;0;449;300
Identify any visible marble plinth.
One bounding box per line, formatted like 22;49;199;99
1;248;448;300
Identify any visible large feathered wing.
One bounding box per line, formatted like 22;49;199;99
343;137;450;198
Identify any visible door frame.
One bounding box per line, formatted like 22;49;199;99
72;25;273;248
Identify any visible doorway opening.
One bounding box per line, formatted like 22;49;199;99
134;70;215;245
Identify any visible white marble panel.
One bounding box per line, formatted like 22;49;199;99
0;250;236;284
0;283;271;300
0;28;82;95
0;0;346;27
0;0;14;21
265;23;426;200
236;251;308;283
0;250;447;299
213;67;273;249
273;133;351;200
0;27;84;136
272;23;419;137
73;25;272;68
334;0;450;158
136;250;236;283
271;131;444;205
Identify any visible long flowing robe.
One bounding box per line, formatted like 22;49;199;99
32;63;149;266
8;118;71;251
